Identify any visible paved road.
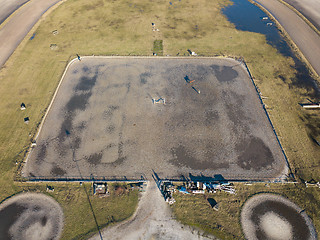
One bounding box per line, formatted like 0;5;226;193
282;0;320;31
0;0;61;68
90;181;216;240
254;0;320;77
0;0;29;25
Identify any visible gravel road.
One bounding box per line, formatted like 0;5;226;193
90;181;216;240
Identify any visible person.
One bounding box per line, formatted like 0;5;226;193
76;54;81;61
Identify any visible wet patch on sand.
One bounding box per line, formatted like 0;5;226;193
170;145;229;170
205;110;219;125
0;203;27;239
210;65;238;82
241;194;317;240
36;143;47;163
0;193;64;240
106;124;116;134
140;72;152;85
65;92;92;112
87;152;103;165
237;137;274;170
51;165;66;176
104;105;120;119
252;201;309;239
75;75;97;91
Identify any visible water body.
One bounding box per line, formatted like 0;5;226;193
223;0;319;96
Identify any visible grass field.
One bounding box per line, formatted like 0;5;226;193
0;0;319;238
172;182;320;239
0;181;139;240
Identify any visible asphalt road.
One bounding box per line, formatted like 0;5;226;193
0;0;61;68
282;0;320;31
0;0;29;25
254;0;320;77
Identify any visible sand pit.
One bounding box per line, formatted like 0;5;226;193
0;193;64;240
241;193;317;240
24;57;287;180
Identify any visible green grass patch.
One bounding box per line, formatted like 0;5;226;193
153;40;163;56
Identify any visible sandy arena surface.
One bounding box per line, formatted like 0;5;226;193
254;0;320;76
282;0;320;31
90;181;216;240
241;193;317;240
0;0;61;68
23;57;287;180
0;192;64;240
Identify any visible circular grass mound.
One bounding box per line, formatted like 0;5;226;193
241;193;317;240
0;193;64;240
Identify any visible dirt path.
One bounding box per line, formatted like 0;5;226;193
254;0;320;77
90;181;216;240
0;0;61;68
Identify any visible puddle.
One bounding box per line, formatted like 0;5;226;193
29;33;36;40
0;203;27;239
251;200;310;239
222;0;319;96
223;0;290;56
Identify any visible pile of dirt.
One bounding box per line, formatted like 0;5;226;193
241;193;317;240
0;193;64;240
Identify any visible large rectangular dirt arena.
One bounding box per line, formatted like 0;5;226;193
23;57;287;180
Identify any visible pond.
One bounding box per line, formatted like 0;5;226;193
222;0;319;97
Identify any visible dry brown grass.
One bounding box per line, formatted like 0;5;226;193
0;0;319;238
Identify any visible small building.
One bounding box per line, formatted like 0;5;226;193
207;198;219;211
93;182;108;195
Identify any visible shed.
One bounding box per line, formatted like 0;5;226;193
93;182;108;195
207;198;219;211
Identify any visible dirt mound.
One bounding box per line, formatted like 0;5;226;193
241;193;317;240
0;192;64;240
